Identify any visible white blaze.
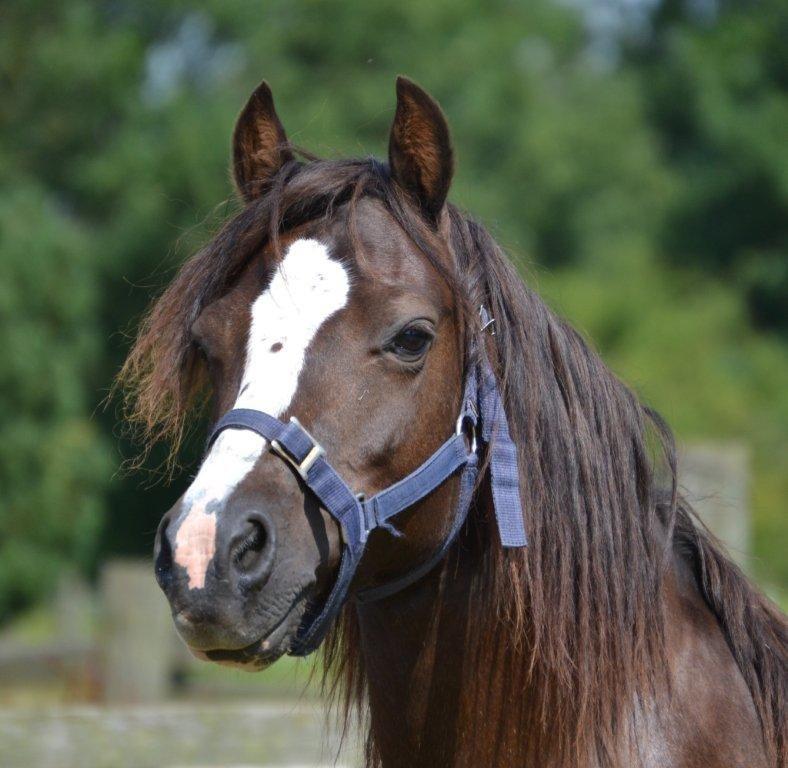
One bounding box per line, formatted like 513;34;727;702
174;238;350;589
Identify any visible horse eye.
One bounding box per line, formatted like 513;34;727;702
391;326;433;359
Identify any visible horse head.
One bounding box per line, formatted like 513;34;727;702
152;78;476;667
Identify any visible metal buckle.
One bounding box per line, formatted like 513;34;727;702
270;416;325;480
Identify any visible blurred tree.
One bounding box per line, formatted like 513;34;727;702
626;0;788;334
0;182;110;617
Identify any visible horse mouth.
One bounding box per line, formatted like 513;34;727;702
185;593;306;670
189;638;280;670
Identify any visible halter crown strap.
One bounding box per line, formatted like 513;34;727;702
206;308;526;655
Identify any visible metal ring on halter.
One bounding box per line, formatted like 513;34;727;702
456;412;477;454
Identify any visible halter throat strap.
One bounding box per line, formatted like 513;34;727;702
206;319;527;656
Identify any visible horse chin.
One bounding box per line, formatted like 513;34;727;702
187;639;285;671
185;598;305;672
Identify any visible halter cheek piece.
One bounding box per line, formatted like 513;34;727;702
207;308;527;656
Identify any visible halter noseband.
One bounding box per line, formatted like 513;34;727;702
206;308;527;656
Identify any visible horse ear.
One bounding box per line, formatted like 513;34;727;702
232;81;294;201
388;76;454;222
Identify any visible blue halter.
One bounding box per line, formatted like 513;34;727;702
207;308;527;656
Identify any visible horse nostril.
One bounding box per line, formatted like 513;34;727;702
234;518;267;570
155;514;174;591
230;512;275;587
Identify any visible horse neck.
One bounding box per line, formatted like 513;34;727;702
354;534;542;768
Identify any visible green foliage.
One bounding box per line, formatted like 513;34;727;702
0;0;785;617
0;183;111;617
629;0;788;333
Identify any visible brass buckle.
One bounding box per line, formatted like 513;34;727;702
270;416;325;480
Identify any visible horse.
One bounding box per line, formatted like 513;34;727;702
118;76;786;767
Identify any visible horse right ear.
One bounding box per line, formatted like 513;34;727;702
232;81;294;202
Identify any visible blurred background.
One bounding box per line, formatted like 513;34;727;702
1;0;785;766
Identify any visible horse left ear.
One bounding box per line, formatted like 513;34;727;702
232;80;294;202
388;76;454;223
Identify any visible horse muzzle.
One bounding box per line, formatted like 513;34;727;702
153;490;312;668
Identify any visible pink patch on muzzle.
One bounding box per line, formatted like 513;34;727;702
174;502;217;589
